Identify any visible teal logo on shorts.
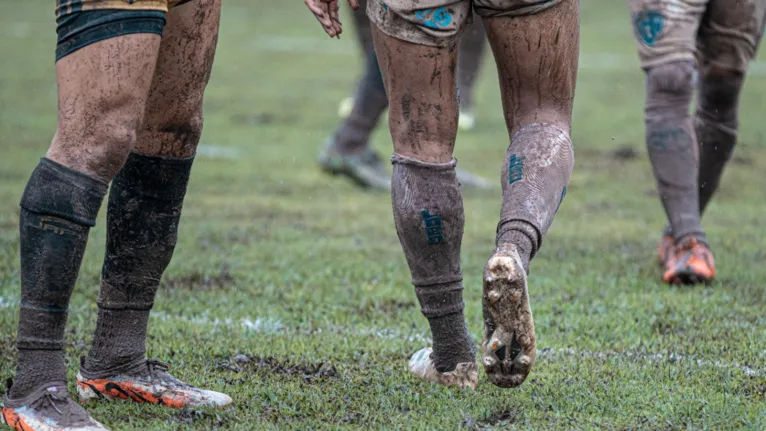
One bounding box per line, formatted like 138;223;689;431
508;154;524;184
421;210;444;245
633;9;665;47
415;7;453;30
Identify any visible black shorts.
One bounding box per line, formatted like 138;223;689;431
55;0;193;61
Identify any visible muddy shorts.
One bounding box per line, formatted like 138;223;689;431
367;0;565;47
55;0;193;61
630;0;766;71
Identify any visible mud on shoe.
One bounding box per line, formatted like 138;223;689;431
2;383;108;431
662;237;716;285
408;348;478;389
76;358;232;409
482;244;536;388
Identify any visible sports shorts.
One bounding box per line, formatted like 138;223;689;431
55;0;193;61
367;0;565;47
629;0;766;71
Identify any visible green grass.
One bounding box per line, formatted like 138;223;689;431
1;1;765;429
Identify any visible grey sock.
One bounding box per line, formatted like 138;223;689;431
391;154;474;371
334;49;389;155
11;158;106;398
496;123;574;271
696;72;743;215
457;19;487;111
351;0;373;54
644;61;705;243
83;153;192;376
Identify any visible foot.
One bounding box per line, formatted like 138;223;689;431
318;138;391;190
337;96;354;118
481;244;536;388
76;359;232;409
2;383;108;431
408;348;478;389
458;109;476;131
662;237;716;285
657;234;674;266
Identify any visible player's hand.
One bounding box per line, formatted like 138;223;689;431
305;0;359;38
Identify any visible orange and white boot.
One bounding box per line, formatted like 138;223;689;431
76;359;231;409
662;237;716;285
2;383;108;431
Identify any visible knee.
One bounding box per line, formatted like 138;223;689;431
645;61;696;110
697;65;743;123
137;110;204;158
50;118;139;183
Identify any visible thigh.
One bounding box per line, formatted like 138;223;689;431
49;31;162;181
480;0;579;133
367;0;472;47
698;0;766;71
628;0;707;69
134;0;222;158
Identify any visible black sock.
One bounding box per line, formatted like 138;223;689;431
11;158;106;399
82;153;193;377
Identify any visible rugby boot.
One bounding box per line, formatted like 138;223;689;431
408;348;478;389
2;383;108;431
76;359;231;409
318;138;391;190
662;237;716;285
657;233;674;266
481;244;536;388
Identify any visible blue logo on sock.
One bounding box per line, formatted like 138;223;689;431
415;7;452;30
556;186;567;212
421;210;444;245
633;9;665;47
508;154;525;185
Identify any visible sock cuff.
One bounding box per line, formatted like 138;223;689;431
20;158;108;227
113;152;194;201
391;153;457;171
415;282;465;318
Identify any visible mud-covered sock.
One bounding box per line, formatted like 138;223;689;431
10;158;107;399
695;72;743;215
644;61;705;244
333;49;389;156
457;19;487;111
496;222;535;273
495;123;574;272
391;154;474;372
81;309;150;378
82;153;193;378
426;308;474;372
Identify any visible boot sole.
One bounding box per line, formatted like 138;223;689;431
481;247;536;388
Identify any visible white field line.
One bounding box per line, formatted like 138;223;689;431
250;34;766;76
155;311;765;377
1;295;761;377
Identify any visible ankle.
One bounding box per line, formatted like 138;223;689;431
10;350;67;400
427;311;475;372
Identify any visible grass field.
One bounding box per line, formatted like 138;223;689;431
1;1;765;429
